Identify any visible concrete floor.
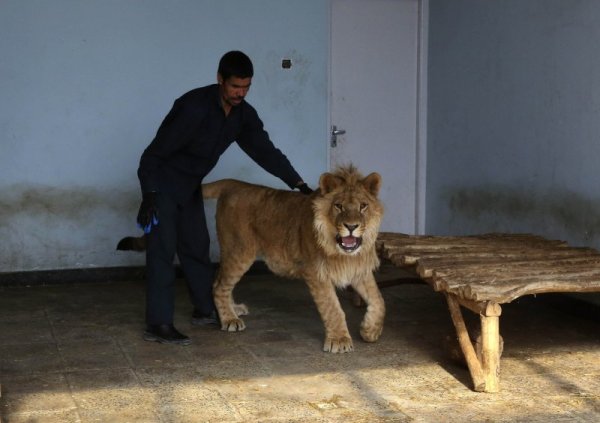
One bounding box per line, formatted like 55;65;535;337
0;266;598;422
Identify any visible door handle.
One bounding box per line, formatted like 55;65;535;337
331;125;346;147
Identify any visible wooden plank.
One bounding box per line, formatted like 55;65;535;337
380;243;569;257
435;267;600;285
378;232;563;244
377;233;568;250
416;249;598;267
384;247;594;266
416;253;600;278
435;278;600;303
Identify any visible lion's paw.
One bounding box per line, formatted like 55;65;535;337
323;336;354;353
221;318;246;332
360;324;383;343
233;303;249;316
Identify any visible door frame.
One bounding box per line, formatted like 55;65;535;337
327;0;429;235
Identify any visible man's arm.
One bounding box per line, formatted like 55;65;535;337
295;182;313;194
236;106;306;190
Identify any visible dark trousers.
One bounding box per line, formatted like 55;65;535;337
145;191;215;325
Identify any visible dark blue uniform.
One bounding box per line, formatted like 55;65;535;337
138;84;302;325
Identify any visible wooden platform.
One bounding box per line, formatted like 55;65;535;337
376;232;600;393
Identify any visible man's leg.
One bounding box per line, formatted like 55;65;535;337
144;193;191;344
145;192;178;325
177;192;216;317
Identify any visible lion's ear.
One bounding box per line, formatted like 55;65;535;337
362;172;382;196
319;173;343;194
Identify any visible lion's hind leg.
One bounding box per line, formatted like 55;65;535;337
352;273;385;343
233;302;249;316
213;257;254;332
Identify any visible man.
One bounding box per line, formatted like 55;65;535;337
136;51;312;345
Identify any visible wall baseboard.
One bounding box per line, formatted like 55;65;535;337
0;262;271;287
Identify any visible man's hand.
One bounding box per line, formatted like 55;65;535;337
296;182;313;195
137;192;159;234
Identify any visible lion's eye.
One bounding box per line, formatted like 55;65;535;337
334;203;343;212
360;203;368;212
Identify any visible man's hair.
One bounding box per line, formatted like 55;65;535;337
218;51;254;80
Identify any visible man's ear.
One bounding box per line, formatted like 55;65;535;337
217;73;223;85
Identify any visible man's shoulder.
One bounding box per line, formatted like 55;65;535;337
239;98;259;118
178;84;217;102
172;85;219;116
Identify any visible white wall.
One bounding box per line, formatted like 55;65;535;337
0;0;329;272
426;0;600;249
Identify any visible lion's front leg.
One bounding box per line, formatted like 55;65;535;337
351;273;385;343
305;277;353;353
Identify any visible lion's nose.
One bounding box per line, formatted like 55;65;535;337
344;223;359;233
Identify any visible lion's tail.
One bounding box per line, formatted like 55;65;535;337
116;235;147;252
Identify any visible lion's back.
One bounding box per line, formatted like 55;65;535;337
212;183;317;274
211;166;383;282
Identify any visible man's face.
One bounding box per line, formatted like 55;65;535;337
218;75;252;108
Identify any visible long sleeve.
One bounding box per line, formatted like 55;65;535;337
236;106;303;189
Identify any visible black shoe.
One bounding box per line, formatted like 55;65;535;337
191;309;219;326
143;324;191;345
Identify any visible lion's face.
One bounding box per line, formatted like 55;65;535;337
331;190;372;254
313;167;383;256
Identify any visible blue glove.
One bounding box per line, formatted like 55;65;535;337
136;192;159;234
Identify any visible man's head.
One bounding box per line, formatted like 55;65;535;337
217;50;254;81
217;51;253;110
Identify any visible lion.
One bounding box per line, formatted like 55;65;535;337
117;165;386;353
204;165;385;353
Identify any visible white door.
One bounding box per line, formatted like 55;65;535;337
330;0;425;234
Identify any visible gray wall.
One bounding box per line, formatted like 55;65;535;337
0;0;328;273
427;0;600;249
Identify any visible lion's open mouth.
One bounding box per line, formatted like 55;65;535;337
336;235;362;253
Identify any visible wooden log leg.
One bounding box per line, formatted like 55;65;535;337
480;314;501;393
445;294;486;392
